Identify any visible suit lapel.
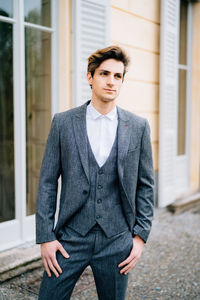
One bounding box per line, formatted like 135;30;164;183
72;103;132;183
72;102;89;182
117;107;131;180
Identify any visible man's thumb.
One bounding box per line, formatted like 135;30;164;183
58;244;70;258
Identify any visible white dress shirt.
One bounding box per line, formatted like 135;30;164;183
86;103;118;167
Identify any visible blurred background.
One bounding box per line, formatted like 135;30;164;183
0;0;200;252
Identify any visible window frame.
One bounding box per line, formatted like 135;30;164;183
0;0;58;251
175;1;193;195
159;0;193;207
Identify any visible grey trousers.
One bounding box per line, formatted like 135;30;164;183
38;225;133;300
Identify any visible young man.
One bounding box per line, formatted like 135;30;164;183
36;46;154;300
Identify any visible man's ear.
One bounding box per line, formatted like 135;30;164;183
86;72;93;85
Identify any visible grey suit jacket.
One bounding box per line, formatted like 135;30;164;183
36;101;154;244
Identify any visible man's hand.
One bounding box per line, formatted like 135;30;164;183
41;240;70;278
118;235;144;275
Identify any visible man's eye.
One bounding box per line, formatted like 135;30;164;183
100;72;107;76
116;74;122;79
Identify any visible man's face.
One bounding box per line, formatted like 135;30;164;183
87;58;124;103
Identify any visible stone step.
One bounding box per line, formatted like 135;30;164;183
0;243;41;283
167;192;200;214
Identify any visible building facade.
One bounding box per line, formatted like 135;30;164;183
0;0;199;251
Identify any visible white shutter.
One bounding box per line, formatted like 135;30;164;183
72;0;110;106
159;0;180;207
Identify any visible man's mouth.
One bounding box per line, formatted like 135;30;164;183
104;88;116;92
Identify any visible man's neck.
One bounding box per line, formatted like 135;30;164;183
91;100;116;115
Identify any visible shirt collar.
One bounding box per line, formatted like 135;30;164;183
87;102;117;121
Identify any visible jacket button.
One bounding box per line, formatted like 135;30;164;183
97;185;102;189
97;199;102;204
83;190;88;195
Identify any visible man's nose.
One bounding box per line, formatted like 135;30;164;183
107;75;114;85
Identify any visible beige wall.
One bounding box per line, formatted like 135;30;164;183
111;0;160;171
190;3;200;191
58;0;72;112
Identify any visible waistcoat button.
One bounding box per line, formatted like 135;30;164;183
83;190;88;195
97;199;102;204
98;169;103;175
97;185;102;189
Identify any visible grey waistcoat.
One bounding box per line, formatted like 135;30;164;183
66;131;129;238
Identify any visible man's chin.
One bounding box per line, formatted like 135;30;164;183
100;97;116;103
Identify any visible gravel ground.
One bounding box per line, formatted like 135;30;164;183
0;207;200;300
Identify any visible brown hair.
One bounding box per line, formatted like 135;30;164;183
87;45;130;78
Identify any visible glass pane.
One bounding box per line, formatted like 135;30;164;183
0;22;15;222
24;0;51;27
0;0;13;18
25;28;51;215
179;0;188;65
177;69;187;155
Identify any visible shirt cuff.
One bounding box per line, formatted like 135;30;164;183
132;225;150;243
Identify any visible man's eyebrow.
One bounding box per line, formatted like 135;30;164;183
98;69;110;72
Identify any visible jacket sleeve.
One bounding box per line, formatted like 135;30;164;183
132;119;154;243
36;114;61;244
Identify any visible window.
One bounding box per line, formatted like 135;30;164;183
0;3;15;222
159;0;192;206
24;1;52;215
177;0;188;155
0;0;57;250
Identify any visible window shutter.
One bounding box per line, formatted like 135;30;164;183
159;0;180;207
72;0;110;106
